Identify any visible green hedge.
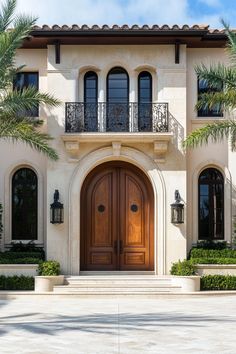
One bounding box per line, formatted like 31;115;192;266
170;260;196;276
192;257;236;265
0;252;44;263
9;242;45;256
0;275;34;290
195;241;227;250
38;260;60;276
201;275;236;290
0;257;41;264
190;248;236;259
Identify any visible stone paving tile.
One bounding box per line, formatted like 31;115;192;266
0;296;236;353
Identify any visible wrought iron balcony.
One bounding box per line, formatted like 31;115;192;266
65;102;169;133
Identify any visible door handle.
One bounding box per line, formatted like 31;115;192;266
114;240;118;254
119;240;123;254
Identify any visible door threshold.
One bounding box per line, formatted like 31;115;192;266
80;271;156;275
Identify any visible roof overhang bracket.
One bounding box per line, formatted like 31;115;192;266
54;40;61;64
175;40;180;64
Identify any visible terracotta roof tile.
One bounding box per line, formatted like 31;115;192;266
32;24;213;32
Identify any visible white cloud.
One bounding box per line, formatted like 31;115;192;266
0;0;232;28
15;0;189;26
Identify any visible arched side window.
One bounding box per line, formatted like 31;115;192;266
198;168;224;240
12;168;38;240
106;67;129;132
138;71;152;132
84;71;98;131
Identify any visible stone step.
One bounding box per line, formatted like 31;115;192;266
53;275;182;294
65;276;171;283
53;286;181;294
63;282;173;288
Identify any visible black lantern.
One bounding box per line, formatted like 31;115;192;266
171;190;184;224
50;190;64;224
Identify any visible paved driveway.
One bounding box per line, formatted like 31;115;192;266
0;295;235;354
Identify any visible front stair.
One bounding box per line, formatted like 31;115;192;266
53;275;182;295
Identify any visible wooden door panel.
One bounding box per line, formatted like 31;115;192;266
119;168;154;270
81;167;118;270
92;174;112;247
126;175;144;246
81;162;154;271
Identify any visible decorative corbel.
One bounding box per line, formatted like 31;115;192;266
112;142;121;156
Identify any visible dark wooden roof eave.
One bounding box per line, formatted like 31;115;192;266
21;29;228;49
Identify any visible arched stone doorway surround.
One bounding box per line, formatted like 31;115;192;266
68;146;166;275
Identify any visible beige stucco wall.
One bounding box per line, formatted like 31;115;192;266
1;43;234;275
0;49;48;249
45;44;187;274
186;48;234;252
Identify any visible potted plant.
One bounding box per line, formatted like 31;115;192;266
170;260;201;292
35;260;64;292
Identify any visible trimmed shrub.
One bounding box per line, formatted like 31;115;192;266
38;260;60;276
192;257;236;265
195;241;227;250
0;275;34;290
170;260;196;276
0;257;41;264
9;242;45;259
201;275;236;290
190;248;236;259
0;252;44;264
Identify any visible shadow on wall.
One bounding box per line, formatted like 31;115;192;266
169;112;184;149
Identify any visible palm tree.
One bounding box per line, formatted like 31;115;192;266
0;0;60;160
183;20;236;151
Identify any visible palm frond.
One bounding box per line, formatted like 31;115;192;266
0;15;36;79
0;0;59;161
0;0;16;32
183;120;236;151
0;86;60;115
0;117;58;160
197;90;236;111
195;63;236;90
221;18;236;65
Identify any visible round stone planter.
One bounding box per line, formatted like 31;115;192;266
172;276;201;292
35;275;64;292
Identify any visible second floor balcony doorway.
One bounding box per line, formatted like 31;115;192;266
107;67;129;132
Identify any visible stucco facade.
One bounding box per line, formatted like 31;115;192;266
0;25;233;275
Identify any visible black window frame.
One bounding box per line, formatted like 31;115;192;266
106;67;129;132
198;168;224;240
138;71;152;103
138;71;153;131
197;78;223;118
107;66;129;103
83;71;98;131
13;72;39;117
84;71;98;103
12;167;38;241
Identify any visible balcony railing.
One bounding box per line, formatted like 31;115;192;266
65;102;169;133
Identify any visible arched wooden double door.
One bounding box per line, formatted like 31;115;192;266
80;162;154;271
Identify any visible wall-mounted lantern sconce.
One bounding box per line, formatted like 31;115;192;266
171;190;184;224
50;190;64;224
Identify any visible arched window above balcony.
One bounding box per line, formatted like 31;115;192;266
138;71;152;103
84;71;98;103
106;67;129;132
84;71;98;131
138;71;152;131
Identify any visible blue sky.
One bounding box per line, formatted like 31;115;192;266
7;0;236;28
